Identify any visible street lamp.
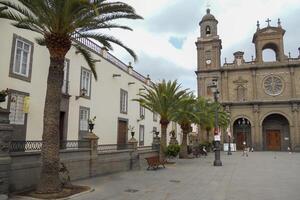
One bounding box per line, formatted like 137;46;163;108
210;78;222;166
227;127;232;155
238;118;250;149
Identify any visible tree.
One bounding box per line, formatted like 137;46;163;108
0;6;6;12
195;97;230;142
195;97;214;141
0;0;142;194
135;80;187;161
172;94;197;158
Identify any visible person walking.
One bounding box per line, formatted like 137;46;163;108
242;141;248;157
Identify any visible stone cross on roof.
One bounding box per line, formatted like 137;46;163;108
266;18;271;27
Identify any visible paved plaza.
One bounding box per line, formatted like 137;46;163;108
69;152;300;200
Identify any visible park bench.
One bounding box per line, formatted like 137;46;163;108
145;156;166;170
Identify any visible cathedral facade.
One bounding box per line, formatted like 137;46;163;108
196;9;300;151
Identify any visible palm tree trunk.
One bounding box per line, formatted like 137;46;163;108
37;57;64;193
159;120;169;162
179;128;189;158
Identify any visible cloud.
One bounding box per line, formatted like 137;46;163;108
98;0;300;94
146;0;204;35
132;53;197;92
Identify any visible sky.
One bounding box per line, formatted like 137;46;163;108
103;0;300;93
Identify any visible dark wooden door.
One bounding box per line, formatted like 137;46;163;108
236;132;245;150
266;130;281;151
117;120;128;146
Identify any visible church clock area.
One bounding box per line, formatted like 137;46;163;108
196;9;300;151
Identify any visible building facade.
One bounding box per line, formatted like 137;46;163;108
196;9;300;151
0;18;164;146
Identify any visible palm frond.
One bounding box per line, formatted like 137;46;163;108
73;43;98;80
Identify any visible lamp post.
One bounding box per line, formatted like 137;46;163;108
210;78;222;166
227;127;232;155
238;118;249;149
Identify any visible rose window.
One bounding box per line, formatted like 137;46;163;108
263;76;283;96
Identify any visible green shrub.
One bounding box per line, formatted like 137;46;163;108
166;144;180;157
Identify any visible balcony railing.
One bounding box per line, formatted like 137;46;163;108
71;32;151;85
9;140;90;152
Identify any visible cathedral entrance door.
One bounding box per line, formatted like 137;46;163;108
266;130;281;151
236;132;245;150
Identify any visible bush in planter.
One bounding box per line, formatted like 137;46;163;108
166;144;180;158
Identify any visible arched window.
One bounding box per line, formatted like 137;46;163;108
237;86;246;101
206;26;211;35
262;43;279;62
262;49;277;62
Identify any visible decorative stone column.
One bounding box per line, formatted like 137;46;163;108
0;108;13;196
128;134;139;170
169;131;178;145
128;134;138;150
83;132;99;177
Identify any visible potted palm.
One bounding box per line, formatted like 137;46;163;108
0;89;8;103
128;125;135;137
88;116;96;133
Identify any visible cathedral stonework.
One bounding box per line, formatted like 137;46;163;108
196;9;300;151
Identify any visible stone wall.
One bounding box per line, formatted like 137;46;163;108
8;148;158;193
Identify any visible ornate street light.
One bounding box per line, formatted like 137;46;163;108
209;78;222;166
227;127;232;155
238;117;250;149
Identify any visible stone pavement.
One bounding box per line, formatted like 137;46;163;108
13;152;300;200
73;152;300;200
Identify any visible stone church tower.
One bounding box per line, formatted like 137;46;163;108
196;10;300;151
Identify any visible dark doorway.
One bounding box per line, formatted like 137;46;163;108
266;129;281;151
236;132;245;150
117;119;128;148
233;118;251;150
262;114;290;151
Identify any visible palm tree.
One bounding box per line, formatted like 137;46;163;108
0;0;142;194
173;95;197;158
135;80;188;161
0;6;6;12
195;97;214;141
196;97;230;142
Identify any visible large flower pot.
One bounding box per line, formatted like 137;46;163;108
88;123;95;133
0;95;6;103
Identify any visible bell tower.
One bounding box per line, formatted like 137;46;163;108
252;18;287;63
196;9;222;98
196;9;222;70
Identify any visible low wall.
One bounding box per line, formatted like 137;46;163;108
8;148;158;193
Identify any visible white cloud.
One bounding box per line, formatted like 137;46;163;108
101;0;300;92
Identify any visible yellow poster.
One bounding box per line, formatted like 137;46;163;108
23;96;30;113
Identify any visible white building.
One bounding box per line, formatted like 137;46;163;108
0;19;167;146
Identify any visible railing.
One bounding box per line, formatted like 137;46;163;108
106;53;129;72
71;31;152;85
72;32;102;54
9;140;90;152
97;143;134;152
